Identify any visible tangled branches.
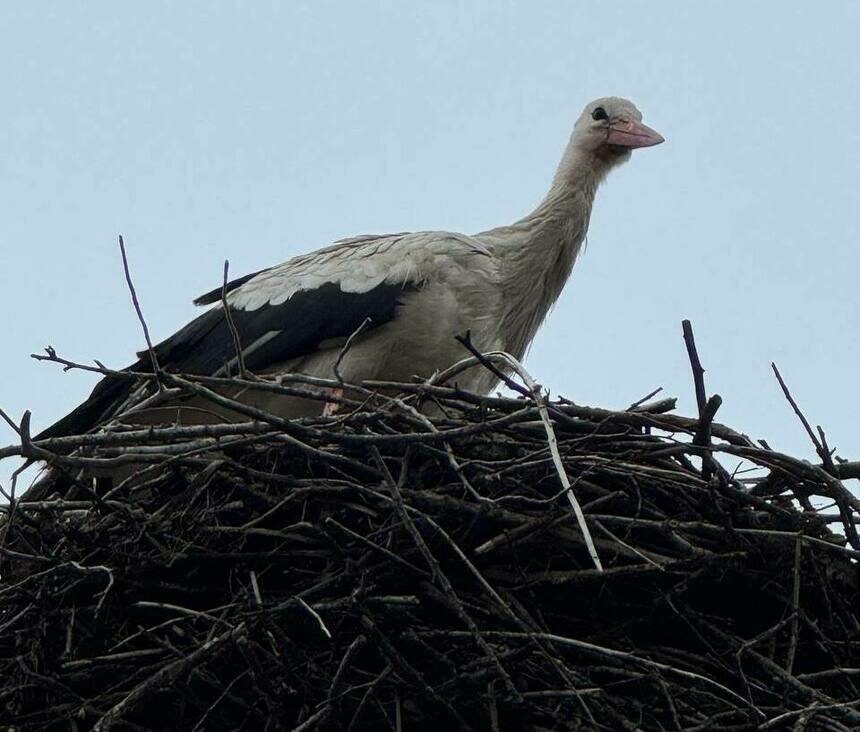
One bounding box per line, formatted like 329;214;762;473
0;353;859;730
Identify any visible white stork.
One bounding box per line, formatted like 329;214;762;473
39;97;663;439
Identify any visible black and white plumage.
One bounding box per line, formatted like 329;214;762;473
39;97;663;439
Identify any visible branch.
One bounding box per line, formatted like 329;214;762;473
118;235;161;387
220;260;247;378
771;362;836;474
681;320;721;483
681;319;707;414
334;317;373;383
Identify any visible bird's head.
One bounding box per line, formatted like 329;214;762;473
571;97;664;167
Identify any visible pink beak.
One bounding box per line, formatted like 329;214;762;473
606;119;665;149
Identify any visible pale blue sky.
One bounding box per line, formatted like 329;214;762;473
1;2;858;493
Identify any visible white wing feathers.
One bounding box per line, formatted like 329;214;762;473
227;231;491;312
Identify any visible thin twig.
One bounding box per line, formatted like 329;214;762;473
221;260;247;378
0;406;21;436
118;234;161;387
299;597;332;639
333;317;373;383
627;386;663;411
785;534;802;674
771;362;835;474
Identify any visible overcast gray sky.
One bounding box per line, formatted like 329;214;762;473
1;2;858;494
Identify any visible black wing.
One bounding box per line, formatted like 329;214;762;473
37;280;412;439
148;281;410;374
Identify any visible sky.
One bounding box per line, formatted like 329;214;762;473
1;2;858;495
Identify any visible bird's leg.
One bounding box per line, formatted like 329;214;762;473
322;387;344;417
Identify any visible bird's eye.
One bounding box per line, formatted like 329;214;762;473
591;107;608;121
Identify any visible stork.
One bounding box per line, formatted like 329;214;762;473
38;97;663;439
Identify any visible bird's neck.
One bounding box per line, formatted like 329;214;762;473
485;145;606;359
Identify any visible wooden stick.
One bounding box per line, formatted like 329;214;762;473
118;235;161;386
220;260;247;378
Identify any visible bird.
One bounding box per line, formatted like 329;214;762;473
37;96;663;440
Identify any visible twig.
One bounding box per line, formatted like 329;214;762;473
221;260;247;378
189;670;250;732
453;331;530;398
324;634;366;712
627;386;663;411
299;597;332;639
695;394;722;483
681;321;722;483
771;362;835;474
118;235;161;387
760;701;860;730
681;320;707;414
292;705;331;732
333;317;373;383
785;534;802;674
249;569;263;606
0;406;21;436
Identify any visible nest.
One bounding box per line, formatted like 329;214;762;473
1;356;859;731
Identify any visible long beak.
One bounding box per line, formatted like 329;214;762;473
607;119;665;149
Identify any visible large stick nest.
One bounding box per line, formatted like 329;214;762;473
1;368;859;731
